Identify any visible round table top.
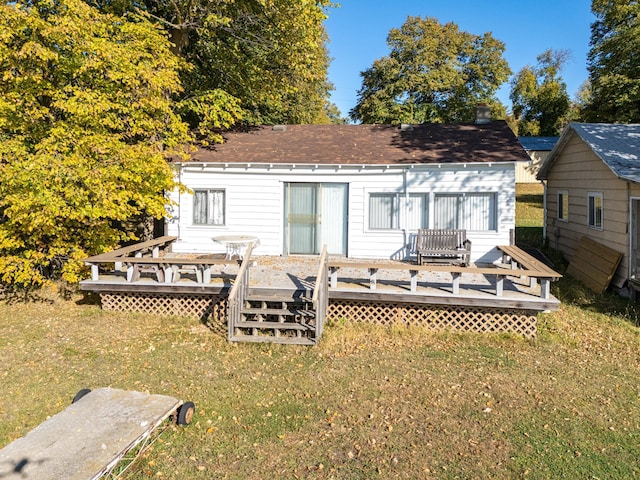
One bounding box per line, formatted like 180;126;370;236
212;235;259;245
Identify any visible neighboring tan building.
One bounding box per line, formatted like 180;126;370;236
517;137;558;183
167;120;530;264
537;123;640;289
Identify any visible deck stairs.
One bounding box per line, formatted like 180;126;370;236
229;290;318;345
227;245;328;346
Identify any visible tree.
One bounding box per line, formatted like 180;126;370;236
585;0;640;122
350;16;511;124
324;101;349;124
186;0;333;125
90;0;335;127
509;49;571;136
567;80;592;122
0;0;190;287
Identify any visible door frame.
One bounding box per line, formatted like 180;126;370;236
283;182;348;256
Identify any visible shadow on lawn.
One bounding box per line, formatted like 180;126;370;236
515;226;544;249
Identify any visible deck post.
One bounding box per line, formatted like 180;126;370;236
410;270;418;292
369;268;378;290
452;272;461;294
90;264;99;281
203;265;211;284
126;264;139;282
540;279;550;299
495;275;504;296
162;265;173;283
330;267;338;288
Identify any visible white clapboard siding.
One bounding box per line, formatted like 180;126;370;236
168;162;515;263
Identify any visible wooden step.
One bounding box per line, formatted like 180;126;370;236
229;335;316;346
245;294;312;304
240;307;315;317
234;320;314;331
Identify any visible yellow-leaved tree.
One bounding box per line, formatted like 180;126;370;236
0;0;191;288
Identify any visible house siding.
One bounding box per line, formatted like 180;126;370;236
168;163;515;264
516;151;548;184
545;132;635;287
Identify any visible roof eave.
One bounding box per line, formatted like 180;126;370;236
537;123;577;180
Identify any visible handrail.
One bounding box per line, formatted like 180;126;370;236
227;241;255;342
312;245;328;305
312;245;329;342
228;241;255;300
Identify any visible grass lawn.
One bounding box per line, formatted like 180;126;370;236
2;184;640;479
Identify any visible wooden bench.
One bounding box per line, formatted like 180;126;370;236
497;245;562;299
85;236;178;282
87;236;177;263
416;229;471;266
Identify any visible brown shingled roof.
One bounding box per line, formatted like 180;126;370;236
180;121;530;165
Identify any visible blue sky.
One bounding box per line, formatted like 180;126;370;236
324;0;595;119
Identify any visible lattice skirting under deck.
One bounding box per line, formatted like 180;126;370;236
327;301;538;338
100;292;227;323
98;293;537;338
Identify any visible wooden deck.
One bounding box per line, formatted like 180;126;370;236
81;253;560;312
80;239;561;341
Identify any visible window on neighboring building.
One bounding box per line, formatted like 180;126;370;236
434;193;497;231
369;193;398;230
588;192;603;229
558;191;569;221
193;189;225;225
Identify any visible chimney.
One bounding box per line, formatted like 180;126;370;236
475;103;491;124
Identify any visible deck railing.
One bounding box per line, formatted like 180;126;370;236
312;245;329;340
328;248;561;300
83;236;235;285
227;242;254;341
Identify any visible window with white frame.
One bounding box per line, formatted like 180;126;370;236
557;191;569;221
193;189;225;225
369;193;399;230
407;193;428;230
588;192;603;229
434;193;497;231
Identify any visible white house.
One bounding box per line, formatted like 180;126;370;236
167;120;530;264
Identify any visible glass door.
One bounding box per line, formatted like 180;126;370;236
284;183;348;255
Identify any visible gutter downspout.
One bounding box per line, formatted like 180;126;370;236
402;168;409;259
541;179;547;242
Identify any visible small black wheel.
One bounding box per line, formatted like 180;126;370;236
72;388;91;404
177;401;195;425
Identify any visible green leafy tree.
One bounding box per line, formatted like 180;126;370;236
567;80;592;122
324;101;349;124
90;0;334;126
177;0;334;125
0;0;190;287
350;16;511;124
585;0;640;122
510;49;571;136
